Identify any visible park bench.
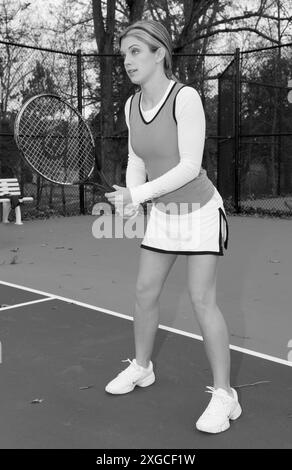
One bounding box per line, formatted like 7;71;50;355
0;178;33;225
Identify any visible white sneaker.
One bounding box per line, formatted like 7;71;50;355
105;359;155;394
196;386;242;433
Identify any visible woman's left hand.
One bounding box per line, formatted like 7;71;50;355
105;185;133;207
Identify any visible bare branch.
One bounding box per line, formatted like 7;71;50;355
196;12;292;35
174;25;281;52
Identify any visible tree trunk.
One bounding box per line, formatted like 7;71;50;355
92;0;145;185
92;0;116;184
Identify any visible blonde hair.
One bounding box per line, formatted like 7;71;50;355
119;20;174;80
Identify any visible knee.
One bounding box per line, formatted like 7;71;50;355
135;279;161;308
188;289;215;315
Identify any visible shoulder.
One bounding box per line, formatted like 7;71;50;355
124;93;136;126
124;94;134;112
125;90;140;115
173;85;204;121
174;84;202;104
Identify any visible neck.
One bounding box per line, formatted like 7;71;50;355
141;75;172;107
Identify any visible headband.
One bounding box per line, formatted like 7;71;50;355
122;25;170;52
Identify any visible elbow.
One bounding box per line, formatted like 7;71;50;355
191;168;201;180
183;162;201;181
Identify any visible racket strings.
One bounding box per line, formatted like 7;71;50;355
21;100;65;181
17;96;95;185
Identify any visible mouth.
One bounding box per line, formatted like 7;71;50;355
127;69;138;75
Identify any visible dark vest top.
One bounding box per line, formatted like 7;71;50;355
129;81;215;213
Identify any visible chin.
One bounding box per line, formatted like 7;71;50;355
130;77;142;85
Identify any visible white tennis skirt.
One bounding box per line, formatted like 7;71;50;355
141;188;229;255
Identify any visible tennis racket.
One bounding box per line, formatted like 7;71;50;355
14;93;115;193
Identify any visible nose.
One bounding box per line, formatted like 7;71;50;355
124;58;130;68
123;53;132;67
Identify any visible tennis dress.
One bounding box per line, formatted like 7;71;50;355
124;80;229;255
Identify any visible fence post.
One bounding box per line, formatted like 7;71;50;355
217;73;221;192
234;47;241;213
76;48;85;215
0;57;3;114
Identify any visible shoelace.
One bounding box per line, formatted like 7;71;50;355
120;358;148;374
117;358;140;378
122;358;133;366
120;358;134;371
122;358;147;369
206;386;233;398
204;386;234;415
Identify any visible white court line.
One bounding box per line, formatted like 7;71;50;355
158;324;292;367
0;280;133;321
0;279;291;368
0;297;55;311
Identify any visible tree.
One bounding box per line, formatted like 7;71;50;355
2;0;292;193
240;53;292;195
0;0;40;112
29;0;291;188
0;115;19;177
91;0;147;185
238;0;292;196
21;61;56;100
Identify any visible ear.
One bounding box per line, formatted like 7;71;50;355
155;47;166;64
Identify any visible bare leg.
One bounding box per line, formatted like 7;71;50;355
187;254;232;395
134;249;177;368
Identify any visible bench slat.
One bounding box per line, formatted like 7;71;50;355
0;178;19;182
0;188;21;193
0;182;20;185
0;197;33;203
0;183;20;187
0;188;21;192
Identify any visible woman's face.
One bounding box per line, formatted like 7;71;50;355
120;35;163;85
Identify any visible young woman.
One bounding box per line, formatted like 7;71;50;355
105;19;242;434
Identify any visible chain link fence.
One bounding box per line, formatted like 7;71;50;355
239;44;292;216
81;50;233;213
1;39;292;220
0;41;81;219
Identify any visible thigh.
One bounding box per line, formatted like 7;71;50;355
187;254;219;305
136;248;177;294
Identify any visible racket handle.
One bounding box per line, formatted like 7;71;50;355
99;183;115;193
99;170;115;192
88;182;115;193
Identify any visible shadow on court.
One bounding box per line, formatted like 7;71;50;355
0;285;291;449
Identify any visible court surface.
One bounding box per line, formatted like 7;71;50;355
0;214;292;448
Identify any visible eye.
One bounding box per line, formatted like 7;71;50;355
120;48;139;60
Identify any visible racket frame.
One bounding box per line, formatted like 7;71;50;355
14;93;112;192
